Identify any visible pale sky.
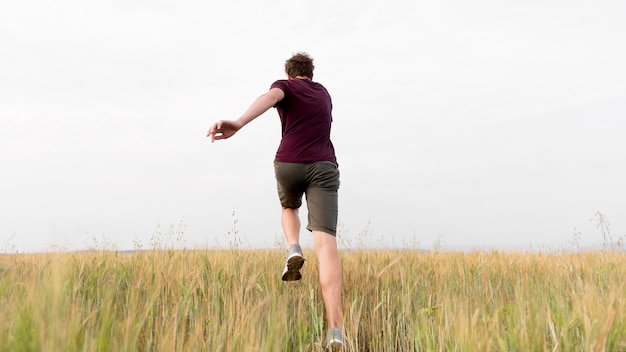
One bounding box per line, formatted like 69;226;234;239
1;0;625;253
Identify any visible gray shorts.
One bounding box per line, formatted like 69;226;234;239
274;161;340;236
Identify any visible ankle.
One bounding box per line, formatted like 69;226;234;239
289;243;302;251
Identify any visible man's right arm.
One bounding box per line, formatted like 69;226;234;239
236;88;285;127
207;87;284;142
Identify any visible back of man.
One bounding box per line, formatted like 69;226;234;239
271;78;337;164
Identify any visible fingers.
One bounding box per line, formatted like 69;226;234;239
206;120;224;143
207;119;245;142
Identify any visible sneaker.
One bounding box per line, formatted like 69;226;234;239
323;328;345;351
281;244;305;281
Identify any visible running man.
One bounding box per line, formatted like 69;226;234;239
207;52;344;350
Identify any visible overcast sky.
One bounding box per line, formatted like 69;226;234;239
1;0;625;253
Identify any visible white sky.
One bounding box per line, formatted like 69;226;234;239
1;0;625;252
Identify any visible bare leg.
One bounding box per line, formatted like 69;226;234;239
282;207;300;246
312;230;343;329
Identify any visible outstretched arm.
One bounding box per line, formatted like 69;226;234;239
207;87;285;142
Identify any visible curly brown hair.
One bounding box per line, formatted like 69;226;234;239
285;52;315;79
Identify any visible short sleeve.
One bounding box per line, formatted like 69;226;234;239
271;80;288;92
271;80;289;108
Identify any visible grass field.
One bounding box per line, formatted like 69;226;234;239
1;249;625;351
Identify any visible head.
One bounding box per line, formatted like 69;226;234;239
285;52;314;79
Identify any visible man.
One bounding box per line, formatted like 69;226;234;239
207;52;344;350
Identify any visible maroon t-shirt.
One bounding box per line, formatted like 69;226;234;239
271;78;337;164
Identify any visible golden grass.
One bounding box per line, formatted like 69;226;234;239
1;250;625;351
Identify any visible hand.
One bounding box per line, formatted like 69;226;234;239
206;120;243;142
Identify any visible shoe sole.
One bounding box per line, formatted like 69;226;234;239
325;341;345;351
281;255;305;281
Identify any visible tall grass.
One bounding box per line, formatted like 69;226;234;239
1;250;625;351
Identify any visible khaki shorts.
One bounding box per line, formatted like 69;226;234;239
274;161;340;236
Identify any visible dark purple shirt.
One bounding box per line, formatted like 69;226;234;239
271;78;337;164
